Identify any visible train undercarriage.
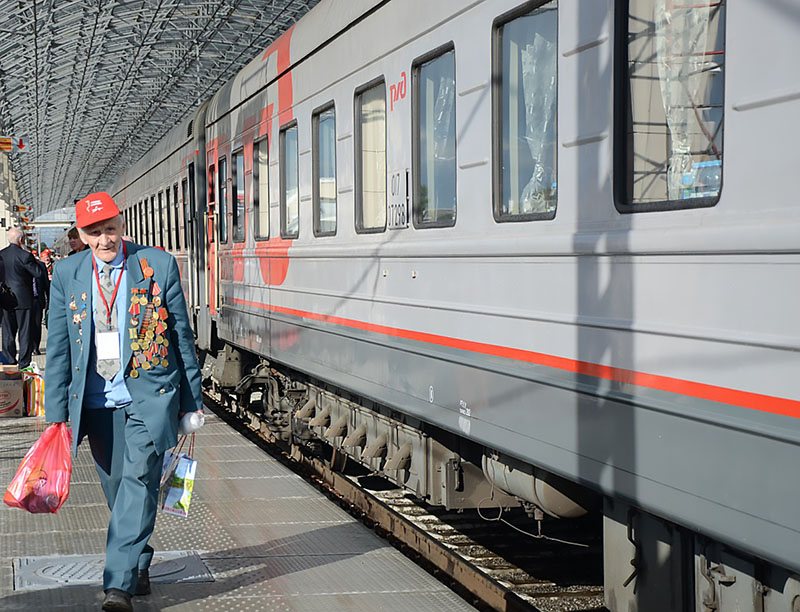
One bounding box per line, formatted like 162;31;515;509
205;343;800;612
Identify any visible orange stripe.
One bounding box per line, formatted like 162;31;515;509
231;297;800;420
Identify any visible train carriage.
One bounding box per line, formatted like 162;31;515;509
111;1;800;610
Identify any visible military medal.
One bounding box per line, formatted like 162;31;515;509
69;300;77;311
130;369;139;378
72;313;81;324
81;292;87;301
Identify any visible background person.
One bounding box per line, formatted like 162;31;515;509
67;226;88;255
31;254;49;355
40;248;54;280
0;228;44;367
44;192;203;612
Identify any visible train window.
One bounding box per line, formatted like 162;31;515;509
208;164;216;204
413;46;456;228
157;192;165;247
218;157;228;243
616;0;724;211
165;188;173;250
253;138;269;240
173;184;180;250
232;150;246;243
355;80;387;232
493;1;558;222
280;123;299;239
313;104;337;236
182;178;189;251
138;200;145;243
188;163;196;253
147;196;156;246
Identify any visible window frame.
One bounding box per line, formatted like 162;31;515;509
279;121;300;240
312;101;338;237
491;0;559;223
354;77;388;234
173;183;180;250
412;43;457;229
181;178;189;251
253;137;270;241
138;200;145;243
218;156;229;244
612;0;724;213
231;148;246;243
165;187;173;250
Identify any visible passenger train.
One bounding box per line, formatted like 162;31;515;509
109;1;800;610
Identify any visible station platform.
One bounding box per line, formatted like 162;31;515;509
0;386;477;610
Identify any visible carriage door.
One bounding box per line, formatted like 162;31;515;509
205;162;221;316
182;174;196;311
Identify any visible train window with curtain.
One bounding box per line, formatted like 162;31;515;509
355;80;386;232
173;184;180;250
313;104;337;236
493;1;558;222
413;46;456;228
165;188;173;250
253;138;269;240
280;123;299;239
218;157;228;243
232;150;246;243
616;0;724;211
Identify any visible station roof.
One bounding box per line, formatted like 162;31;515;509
0;0;318;216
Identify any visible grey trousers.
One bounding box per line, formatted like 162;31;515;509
84;405;163;594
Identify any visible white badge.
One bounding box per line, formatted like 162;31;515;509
96;331;120;360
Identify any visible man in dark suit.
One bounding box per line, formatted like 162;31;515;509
0;228;44;367
45;192;203;612
31;255;49;355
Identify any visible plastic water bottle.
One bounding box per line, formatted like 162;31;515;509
178;411;205;435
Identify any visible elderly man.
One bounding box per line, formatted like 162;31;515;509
0;228;44;366
44;192;203;612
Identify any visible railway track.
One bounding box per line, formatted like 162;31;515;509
204;386;606;612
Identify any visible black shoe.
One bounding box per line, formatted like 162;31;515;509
135;568;151;596
102;588;132;612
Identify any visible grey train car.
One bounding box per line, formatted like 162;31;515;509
110;1;800;610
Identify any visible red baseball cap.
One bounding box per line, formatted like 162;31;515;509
75;192;120;228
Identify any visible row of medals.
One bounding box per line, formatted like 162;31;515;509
128;290;169;378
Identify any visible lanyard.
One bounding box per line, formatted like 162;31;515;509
92;241;127;325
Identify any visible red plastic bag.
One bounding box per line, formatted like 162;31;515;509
4;422;72;513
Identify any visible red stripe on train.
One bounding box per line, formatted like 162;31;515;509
229;297;800;420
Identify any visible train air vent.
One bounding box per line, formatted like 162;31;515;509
342;423;367;448
362;434;387;459
324;416;348;439
295;397;316;420
384;442;413;471
309;406;330;428
186;120;193;138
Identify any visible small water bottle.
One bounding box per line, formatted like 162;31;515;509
178;411;205;435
